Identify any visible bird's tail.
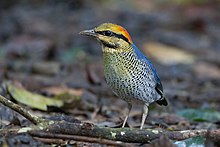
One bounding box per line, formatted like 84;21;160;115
156;97;168;106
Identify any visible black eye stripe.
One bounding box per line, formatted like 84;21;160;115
113;33;130;44
96;31;130;44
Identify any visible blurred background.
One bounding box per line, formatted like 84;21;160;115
0;0;220;146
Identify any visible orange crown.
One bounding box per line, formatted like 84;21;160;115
108;24;133;43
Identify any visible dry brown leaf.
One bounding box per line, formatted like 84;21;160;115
42;86;84;96
143;42;196;65
193;62;220;79
42;86;84;109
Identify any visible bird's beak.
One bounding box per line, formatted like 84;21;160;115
79;29;97;37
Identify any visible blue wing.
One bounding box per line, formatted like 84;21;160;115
131;44;161;85
131;44;167;106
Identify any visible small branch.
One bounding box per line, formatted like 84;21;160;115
0;93;220;144
45;121;158;143
0;94;47;125
31;131;130;147
43;121;210;143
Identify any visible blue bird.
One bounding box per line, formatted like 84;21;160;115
80;23;168;129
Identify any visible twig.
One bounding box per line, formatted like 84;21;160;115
31;131;129;147
43;121;211;143
0;94;220;143
0;94;47;125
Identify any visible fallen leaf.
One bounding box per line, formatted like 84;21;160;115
177;108;220;122
42;86;83;96
42;86;83;109
143;42;196;65
6;82;63;111
193;62;220;79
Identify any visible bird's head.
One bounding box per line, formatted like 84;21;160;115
80;23;133;53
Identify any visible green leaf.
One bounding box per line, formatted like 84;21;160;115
6;82;64;111
177;108;220;122
174;136;205;147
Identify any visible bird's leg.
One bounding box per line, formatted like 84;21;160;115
122;103;132;128
140;103;149;129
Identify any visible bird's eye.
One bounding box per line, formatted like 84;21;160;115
104;30;113;36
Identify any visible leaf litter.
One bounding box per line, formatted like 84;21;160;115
0;1;220;146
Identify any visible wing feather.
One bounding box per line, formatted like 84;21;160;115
131;44;168;106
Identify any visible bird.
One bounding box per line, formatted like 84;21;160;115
79;23;168;129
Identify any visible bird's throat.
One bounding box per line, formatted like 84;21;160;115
102;48;131;77
101;41;117;49
102;46;117;54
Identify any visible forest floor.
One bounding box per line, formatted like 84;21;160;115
0;1;220;146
